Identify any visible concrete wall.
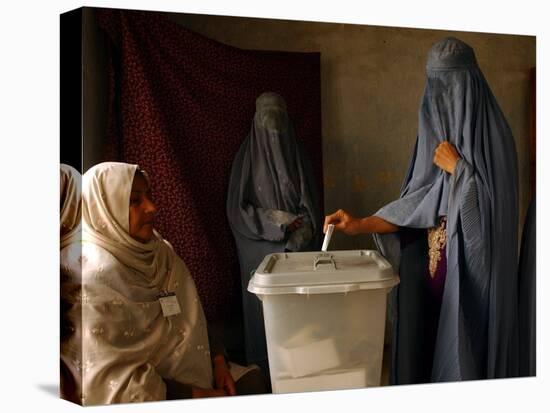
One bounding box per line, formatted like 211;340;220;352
167;12;535;250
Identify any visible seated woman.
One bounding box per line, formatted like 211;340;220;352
60;163;82;404
61;161;266;405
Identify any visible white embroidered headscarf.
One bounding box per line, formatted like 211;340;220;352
82;162;168;280
60;164;82;249
63;162;213;405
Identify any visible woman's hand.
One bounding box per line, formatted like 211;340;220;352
287;217;303;233
323;209;362;235
212;355;236;396
191;387;227;398
434;141;461;174
324;211;399;235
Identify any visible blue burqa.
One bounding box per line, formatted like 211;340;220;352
227;92;322;377
518;196;536;377
373;37;519;382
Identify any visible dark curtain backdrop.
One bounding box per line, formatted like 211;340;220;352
96;9;323;322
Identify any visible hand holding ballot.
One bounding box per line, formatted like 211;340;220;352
323;209;398;236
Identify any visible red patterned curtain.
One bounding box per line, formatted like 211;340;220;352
96;8;323;322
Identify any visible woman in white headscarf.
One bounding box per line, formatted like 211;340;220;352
61;162;264;406
60;164;82;403
60;164;82;248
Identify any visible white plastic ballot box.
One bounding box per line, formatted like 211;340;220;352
248;250;399;394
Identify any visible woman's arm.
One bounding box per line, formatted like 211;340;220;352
324;210;399;235
207;326;237;396
211;354;237;396
324;141;461;237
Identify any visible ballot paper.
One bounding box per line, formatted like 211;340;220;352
321;224;334;251
278;337;341;378
274;367;367;393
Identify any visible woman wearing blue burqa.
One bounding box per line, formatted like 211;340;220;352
227;92;322;381
324;37;519;383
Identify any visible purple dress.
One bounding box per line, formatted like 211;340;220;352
397;216;447;383
425;217;447;366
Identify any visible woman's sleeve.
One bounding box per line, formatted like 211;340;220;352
163;325;227;400
449;158;489;274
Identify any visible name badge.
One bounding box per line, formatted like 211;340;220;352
158;291;181;317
